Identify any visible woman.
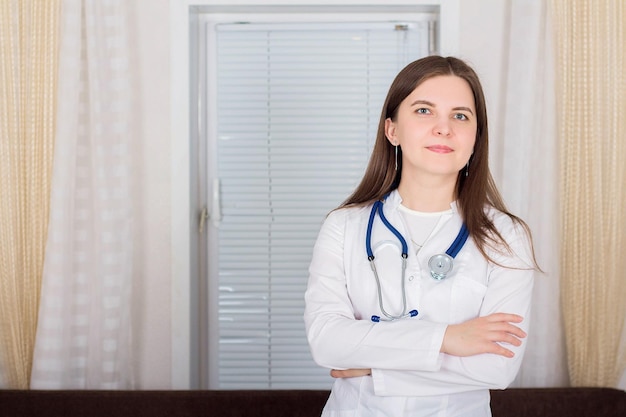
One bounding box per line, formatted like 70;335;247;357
304;56;538;417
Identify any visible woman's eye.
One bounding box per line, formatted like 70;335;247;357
453;113;468;121
416;108;430;114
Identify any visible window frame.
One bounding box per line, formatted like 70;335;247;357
206;17;436;390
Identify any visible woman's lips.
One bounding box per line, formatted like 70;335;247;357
426;145;453;153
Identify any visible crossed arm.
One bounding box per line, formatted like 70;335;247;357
330;312;527;378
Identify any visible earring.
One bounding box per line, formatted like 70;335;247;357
464;161;470;177
395;145;399;171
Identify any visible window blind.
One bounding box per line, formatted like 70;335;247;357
212;20;433;389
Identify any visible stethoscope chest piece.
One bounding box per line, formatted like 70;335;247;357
428;253;453;281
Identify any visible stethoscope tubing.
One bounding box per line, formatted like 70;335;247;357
365;196;469;322
446;223;469;258
366;200;408;260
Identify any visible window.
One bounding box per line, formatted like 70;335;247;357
194;9;439;390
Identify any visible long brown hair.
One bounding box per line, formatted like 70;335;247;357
340;55;537;266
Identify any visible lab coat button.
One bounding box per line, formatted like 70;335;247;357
409;275;414;281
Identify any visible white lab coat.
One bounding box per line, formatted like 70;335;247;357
304;190;535;417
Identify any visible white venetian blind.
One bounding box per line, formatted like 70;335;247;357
212;19;433;389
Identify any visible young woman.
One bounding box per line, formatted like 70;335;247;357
304;56;538;417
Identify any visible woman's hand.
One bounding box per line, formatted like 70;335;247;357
441;313;526;358
330;368;372;378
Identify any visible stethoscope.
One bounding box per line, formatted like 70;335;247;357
365;197;469;322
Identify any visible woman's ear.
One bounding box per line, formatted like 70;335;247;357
384;118;397;145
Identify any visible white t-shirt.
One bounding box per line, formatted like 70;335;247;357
398;204;452;256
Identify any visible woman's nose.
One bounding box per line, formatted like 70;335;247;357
434;121;451;136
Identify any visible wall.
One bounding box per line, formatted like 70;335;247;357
135;0;508;388
134;0;173;388
457;0;509;181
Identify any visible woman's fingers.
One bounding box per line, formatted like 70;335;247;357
487;321;527;341
494;331;523;346
330;368;371;378
489;342;515;358
478;333;518;358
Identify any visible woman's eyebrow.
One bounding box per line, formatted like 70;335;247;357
409;99;435;107
452;106;475;115
409;100;475;116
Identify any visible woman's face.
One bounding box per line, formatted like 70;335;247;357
385;75;477;183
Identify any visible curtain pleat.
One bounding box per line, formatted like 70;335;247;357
29;0;139;389
496;0;568;387
0;0;60;389
551;0;626;387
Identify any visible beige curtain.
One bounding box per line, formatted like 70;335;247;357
0;0;60;389
552;0;626;387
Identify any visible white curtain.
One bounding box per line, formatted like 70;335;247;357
30;0;140;389
495;0;569;387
